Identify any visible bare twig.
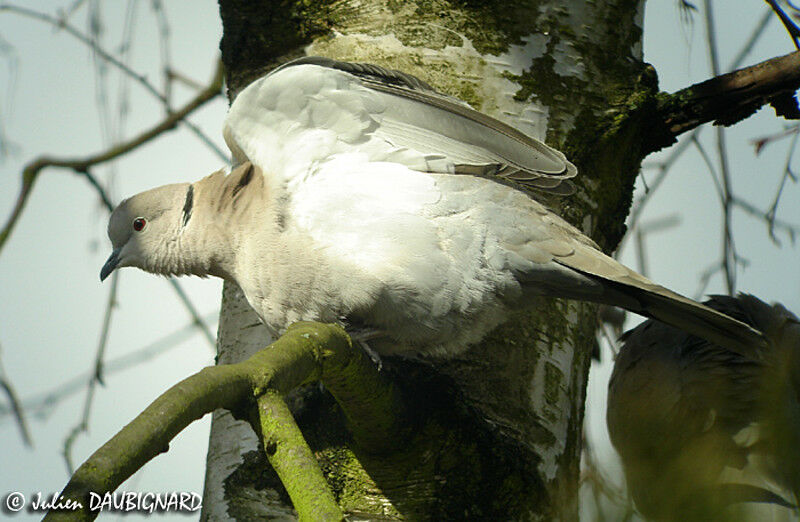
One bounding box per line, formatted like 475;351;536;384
150;0;173;109
58;0;89;23
93;265;118;385
166;278;216;347
694;260;724;299
765;126;800;243
729;7;774;69
166;68;205;91
752;124;799;154
63;270;119;473
633;214;682;279
704;0;737;293
0;341;32;446
0;4;165;103
0;58;224;255
652;49;800;152
626;8;774;240
0;313;217;423
112;0;140;147
690;134;725;205
622;133;698;257
732;195;799;244
765;0;800;48
716;126;737;294
0;3;227;160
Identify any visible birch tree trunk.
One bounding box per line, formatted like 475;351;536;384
203;0;650;519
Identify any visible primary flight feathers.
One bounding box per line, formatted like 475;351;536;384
102;57;764;357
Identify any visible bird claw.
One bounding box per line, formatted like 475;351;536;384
358;339;383;371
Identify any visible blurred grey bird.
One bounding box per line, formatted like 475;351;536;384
100;57;764;357
607;294;799;521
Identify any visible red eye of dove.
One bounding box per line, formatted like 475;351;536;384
133;217;146;232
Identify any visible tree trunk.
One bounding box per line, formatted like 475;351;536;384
203;0;650;519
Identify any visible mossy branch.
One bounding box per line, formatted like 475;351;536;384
644;49;800;154
257;391;343;521
43;322;408;521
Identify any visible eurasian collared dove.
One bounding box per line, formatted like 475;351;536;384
607;294;799;520
100;57;764;357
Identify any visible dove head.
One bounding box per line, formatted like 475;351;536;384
100;183;194;281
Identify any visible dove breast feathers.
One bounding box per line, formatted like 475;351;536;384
221;159;600;356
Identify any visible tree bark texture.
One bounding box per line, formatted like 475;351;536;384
205;0;651;519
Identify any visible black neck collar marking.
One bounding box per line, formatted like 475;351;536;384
181;184;194;227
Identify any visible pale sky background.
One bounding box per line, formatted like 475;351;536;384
0;1;798;521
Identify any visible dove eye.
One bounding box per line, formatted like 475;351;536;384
132;217;146;232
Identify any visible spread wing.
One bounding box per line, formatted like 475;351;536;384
223;56;576;194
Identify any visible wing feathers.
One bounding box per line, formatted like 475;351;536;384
265;57;577;193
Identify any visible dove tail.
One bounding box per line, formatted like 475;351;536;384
518;261;765;356
592;276;767;358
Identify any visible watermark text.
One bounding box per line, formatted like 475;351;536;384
3;491;202;515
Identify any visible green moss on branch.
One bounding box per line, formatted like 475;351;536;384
257;391;343;521
44;322;407;521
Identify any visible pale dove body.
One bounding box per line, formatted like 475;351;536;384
101;57;763;356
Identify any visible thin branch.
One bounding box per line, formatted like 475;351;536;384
694;260;723;299
691;134;725;205
0;4;165;103
0;4;227;159
705;0;736;293
649;49;800;153
765;0;800;48
622;133;698;253
751;124;799;154
78;168;114;211
149;0;172;110
0;313;217;423
633;214;682;278
625;9;775;238
166;68;205;91
63;270;119;474
764;126;800;243
113;0;140;146
715;126;736;294
58;0;89;25
728;7;774;70
166;278;216;348
0;58;224;255
0;341;32;446
732;194;799;244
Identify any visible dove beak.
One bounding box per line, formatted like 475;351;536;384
100;250;120;281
